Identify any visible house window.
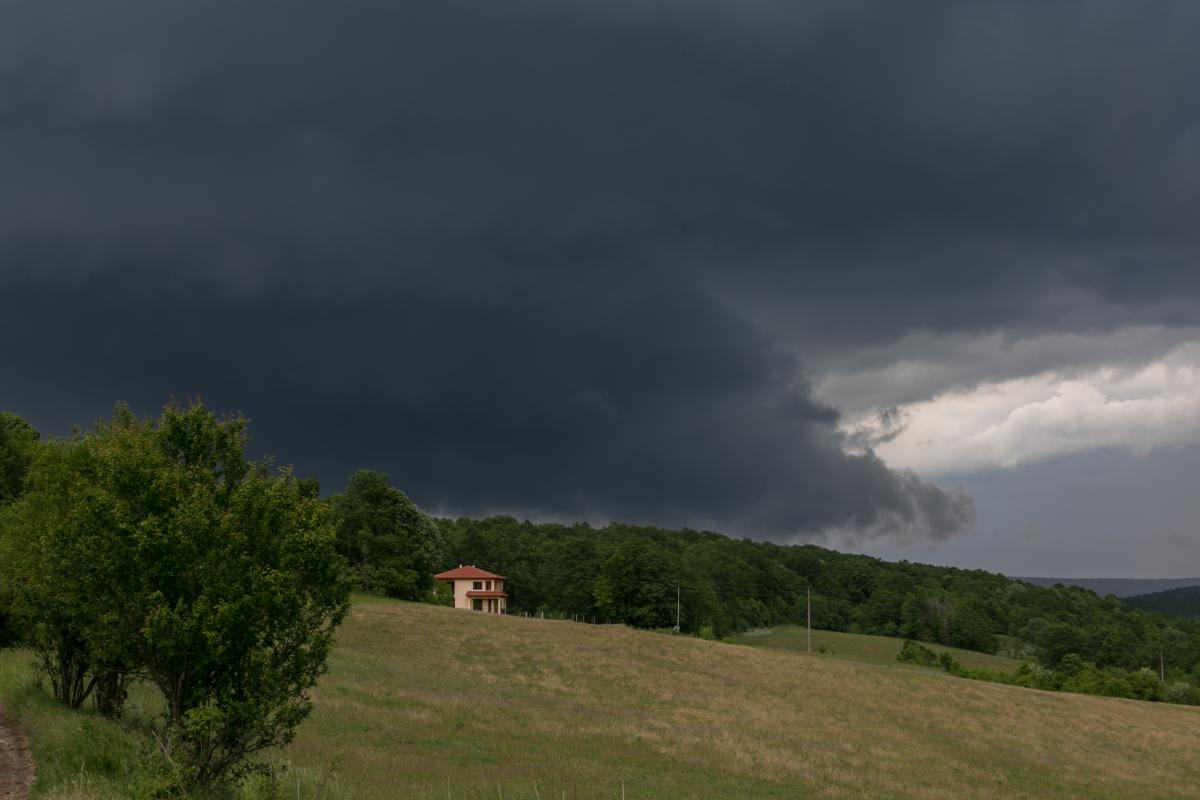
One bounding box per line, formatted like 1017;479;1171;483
473;581;483;590
472;599;483;611
486;580;493;591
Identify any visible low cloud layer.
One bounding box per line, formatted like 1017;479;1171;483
816;326;1200;419
1;266;975;542
849;342;1200;475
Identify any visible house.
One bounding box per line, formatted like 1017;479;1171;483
434;565;508;614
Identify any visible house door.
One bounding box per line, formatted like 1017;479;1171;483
472;599;483;611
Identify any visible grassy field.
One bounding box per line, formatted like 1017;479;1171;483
729;626;1024;674
6;600;1200;798
0;650;143;799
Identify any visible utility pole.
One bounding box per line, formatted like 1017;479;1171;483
807;585;812;654
675;586;681;632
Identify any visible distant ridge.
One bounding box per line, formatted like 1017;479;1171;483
1014;576;1200;598
1123;585;1200;617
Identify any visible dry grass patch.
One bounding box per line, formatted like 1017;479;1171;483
275;602;1200;799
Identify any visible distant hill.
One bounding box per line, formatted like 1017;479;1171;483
1124;585;1200;617
1014;576;1200;598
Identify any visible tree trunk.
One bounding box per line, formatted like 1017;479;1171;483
93;671;130;719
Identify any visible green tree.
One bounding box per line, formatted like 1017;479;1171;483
331;470;443;600
295;476;322;498
1035;622;1088;668
0;412;40;505
0;412;39;648
0;400;350;790
1;433;113;706
594;540;676;628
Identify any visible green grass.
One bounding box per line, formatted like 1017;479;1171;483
729;626;1024;674
0;650;141;799
6;601;1200;799
279;602;1200;799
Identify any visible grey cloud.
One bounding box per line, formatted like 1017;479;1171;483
816;325;1200;418
845;406;910;450
1;264;974;541
4;0;1200;543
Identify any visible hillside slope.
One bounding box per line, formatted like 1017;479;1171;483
275;600;1200;799
731;626;1024;673
1125;585;1200;617
1015;576;1200;597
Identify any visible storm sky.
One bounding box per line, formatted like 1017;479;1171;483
3;1;1200;576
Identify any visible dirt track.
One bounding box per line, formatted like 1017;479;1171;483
0;706;32;800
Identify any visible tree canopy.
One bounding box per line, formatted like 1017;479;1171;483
0;411;39;506
0;400;350;790
330;469;443;600
0;411;39;647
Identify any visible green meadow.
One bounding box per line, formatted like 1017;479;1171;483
5;599;1200;799
730;625;1023;673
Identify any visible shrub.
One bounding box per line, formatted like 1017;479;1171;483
1164;680;1199;705
1;400;351;793
897;640;940;668
1015;662;1060;691
0;412;39;651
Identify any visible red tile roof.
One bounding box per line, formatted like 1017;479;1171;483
433;565;506;581
465;590;508;598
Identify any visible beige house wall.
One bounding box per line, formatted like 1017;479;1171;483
452;580;473;609
450;579;507;613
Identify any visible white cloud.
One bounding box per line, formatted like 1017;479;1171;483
843;340;1200;475
815;325;1200;418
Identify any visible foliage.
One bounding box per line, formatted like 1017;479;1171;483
1124;585;1200;617
0;400;350;793
329;470;443;600
0;412;40;648
896;640;940;668
429;580;455;607
1;434;110;707
0;411;40;505
594;540;678;628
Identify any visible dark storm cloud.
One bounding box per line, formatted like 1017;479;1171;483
0;260;976;541
3;0;1199;539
